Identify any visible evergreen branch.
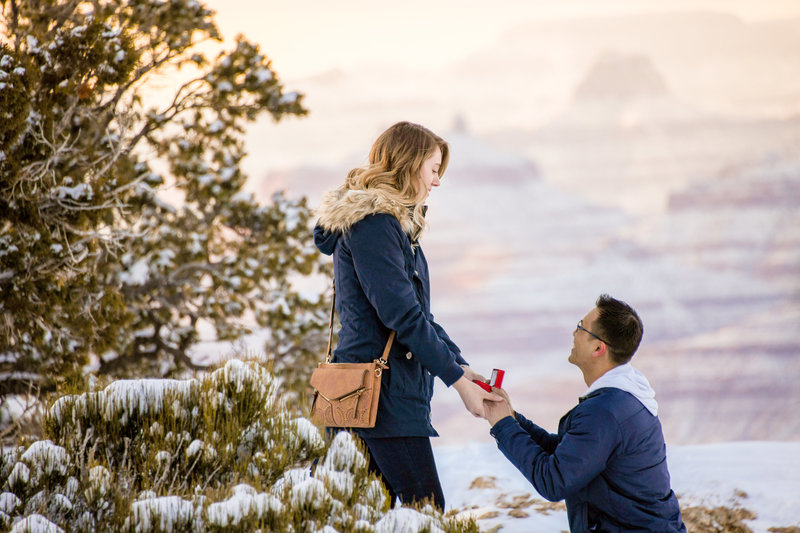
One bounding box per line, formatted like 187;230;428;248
43;0;82;41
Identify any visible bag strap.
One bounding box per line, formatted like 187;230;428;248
325;281;395;365
325;282;336;360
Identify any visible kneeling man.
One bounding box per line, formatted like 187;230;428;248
484;295;685;532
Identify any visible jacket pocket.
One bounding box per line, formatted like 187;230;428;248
390;355;425;399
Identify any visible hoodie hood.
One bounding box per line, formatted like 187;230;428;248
584;363;658;416
313;187;419;255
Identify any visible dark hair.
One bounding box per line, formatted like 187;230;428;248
594;294;643;365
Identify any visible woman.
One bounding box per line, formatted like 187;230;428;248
313;121;498;510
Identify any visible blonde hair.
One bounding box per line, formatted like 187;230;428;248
345;121;449;240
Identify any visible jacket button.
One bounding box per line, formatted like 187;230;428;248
405;352;413;360
414;270;419;276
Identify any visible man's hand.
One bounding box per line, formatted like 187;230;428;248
491;386;513;412
484;393;515;426
452;375;502;418
482;387;514;426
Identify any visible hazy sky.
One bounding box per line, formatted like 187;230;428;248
204;0;800;79
191;0;800;179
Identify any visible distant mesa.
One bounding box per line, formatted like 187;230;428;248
544;51;702;132
573;51;670;102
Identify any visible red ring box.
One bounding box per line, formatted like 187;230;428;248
473;368;505;391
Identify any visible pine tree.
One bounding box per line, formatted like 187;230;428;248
0;0;328;401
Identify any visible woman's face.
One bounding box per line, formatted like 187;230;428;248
419;146;442;199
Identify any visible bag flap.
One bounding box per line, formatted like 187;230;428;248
310;364;370;401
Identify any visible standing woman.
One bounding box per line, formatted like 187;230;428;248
313;121;497;510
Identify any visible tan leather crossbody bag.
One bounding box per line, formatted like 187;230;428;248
309;283;394;428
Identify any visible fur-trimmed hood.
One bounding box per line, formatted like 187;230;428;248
314;187;419;254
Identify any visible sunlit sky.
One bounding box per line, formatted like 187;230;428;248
204;0;800;80
189;0;800;179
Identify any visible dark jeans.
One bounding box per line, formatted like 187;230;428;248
360;435;445;511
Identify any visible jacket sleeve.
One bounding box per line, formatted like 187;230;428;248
513;412;559;454
490;405;620;502
347;215;465;386
430;316;467;366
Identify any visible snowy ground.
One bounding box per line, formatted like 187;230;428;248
434;440;800;533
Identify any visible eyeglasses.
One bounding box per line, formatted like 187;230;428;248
575;321;616;349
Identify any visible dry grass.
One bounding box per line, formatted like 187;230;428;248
680;505;757;533
465;479;800;532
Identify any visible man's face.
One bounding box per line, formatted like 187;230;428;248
569;307;601;367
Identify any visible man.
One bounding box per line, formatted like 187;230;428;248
484;294;686;532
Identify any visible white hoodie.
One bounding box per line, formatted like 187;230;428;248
583;363;658;416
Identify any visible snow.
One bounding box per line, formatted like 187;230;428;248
49;378;194;426
128;496;197;532
9;514;63;533
154;249;175;268
279;91;298;105
292;417;324;450
322;431;366;472
375;507;443;533
7;462;30;486
155;451;171;463
668;442;800;532
284;205;301;231
185;439;204;458
119;258;150;286
54;184;92;201
51;494;72;512
25;36;39;52
230;191;253;204
0;492;21;513
88;465;111;497
271;466;311;497
314;467;355;499
20;440;69;477
206;485;283;526
253;68;273;83
290;477;329;509
434;440;800;533
219;166;236;181
196;173;214;185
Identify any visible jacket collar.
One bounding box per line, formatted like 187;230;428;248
315;186;419;237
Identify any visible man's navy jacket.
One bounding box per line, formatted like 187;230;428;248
490;387;686;532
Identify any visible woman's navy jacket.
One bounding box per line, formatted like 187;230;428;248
490;388;686;532
313;187;466;437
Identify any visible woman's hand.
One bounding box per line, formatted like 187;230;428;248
452;375;502;418
460;365;488;384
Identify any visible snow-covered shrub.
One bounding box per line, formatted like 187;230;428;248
1;359;478;532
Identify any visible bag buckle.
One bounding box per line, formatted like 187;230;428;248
373;358;389;377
